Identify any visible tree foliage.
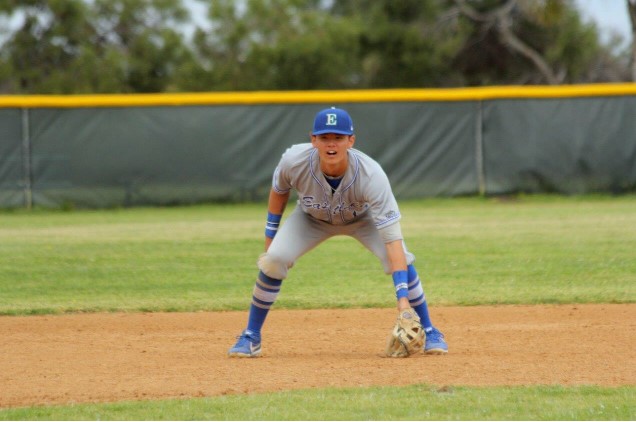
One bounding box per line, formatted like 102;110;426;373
0;0;194;93
452;0;614;84
0;0;631;94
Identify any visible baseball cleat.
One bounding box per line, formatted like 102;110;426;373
424;327;448;354
228;329;262;358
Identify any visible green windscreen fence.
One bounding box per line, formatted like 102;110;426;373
0;108;24;208
1;86;635;208
483;96;636;194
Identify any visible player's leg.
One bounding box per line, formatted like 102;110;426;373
229;206;331;357
405;264;447;354
228;270;282;358
347;216;448;354
251;206;331;332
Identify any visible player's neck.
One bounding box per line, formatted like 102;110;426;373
320;164;347;177
320;159;348;178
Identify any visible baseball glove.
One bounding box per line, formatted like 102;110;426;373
385;308;424;358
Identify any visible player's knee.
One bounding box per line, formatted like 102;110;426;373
406;252;416;267
257;252;289;280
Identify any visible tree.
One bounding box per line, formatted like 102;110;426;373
0;0;630;92
452;0;620;85
0;0;196;93
628;0;636;81
455;0;562;84
184;0;470;90
185;0;623;90
329;0;467;87
91;0;195;92
0;0;102;93
180;0;363;91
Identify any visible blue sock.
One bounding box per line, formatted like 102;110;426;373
246;271;282;337
407;264;434;331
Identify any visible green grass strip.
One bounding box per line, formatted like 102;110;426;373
1;195;635;315
1;385;634;420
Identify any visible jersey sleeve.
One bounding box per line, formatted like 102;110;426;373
272;165;291;193
365;165;401;229
271;147;293;193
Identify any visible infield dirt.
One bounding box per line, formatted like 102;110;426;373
1;304;634;408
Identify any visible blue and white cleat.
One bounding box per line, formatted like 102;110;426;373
228;329;262;358
424;327;448;355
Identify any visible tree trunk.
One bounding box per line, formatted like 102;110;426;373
628;0;636;81
455;0;560;84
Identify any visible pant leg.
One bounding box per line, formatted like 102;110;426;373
258;205;334;280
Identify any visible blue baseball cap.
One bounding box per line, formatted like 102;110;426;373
312;107;354;135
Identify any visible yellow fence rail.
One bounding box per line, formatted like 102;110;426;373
1;83;635;108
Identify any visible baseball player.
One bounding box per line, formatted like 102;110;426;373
228;107;448;357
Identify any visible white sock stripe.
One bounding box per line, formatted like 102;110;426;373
409;296;425;307
251;300;271;310
253;285;280;303
408;277;420;288
408;282;424;301
255;278;281;291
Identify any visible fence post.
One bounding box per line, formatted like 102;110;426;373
475;101;486;196
21;108;32;209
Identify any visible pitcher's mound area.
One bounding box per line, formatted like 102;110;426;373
1;304;634;408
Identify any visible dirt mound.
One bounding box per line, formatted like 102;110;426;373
1;304;634;408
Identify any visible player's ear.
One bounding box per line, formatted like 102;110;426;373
310;134;317;146
348;135;356;148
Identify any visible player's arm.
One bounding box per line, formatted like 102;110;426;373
265;188;290;251
384;237;410;311
378;219;410;310
366;168;410;310
384;237;425;358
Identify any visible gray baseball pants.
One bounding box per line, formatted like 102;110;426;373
258;204;416;280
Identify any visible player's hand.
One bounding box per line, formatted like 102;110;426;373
385;308;424;358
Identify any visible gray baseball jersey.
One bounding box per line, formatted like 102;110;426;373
259;143;415;280
272;143;401;228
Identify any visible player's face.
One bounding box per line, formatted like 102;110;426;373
311;133;355;169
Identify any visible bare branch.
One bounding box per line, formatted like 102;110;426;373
454;0;561;84
455;0;516;22
496;13;561;84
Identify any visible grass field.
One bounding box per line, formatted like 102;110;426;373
0;194;634;419
1;385;634;420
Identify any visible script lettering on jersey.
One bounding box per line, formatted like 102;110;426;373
302;196;367;218
302;196;329;210
333;201;366;214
